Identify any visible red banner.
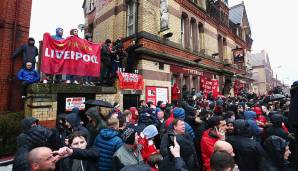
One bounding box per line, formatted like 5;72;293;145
200;76;219;98
117;72;144;90
41;33;101;77
234;80;245;96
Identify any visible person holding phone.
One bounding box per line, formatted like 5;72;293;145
201;115;227;171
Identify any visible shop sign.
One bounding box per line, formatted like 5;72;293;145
146;86;169;105
65;97;85;111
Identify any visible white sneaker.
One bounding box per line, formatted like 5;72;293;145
43;80;48;84
73;80;79;84
21;96;26;99
66;80;71;84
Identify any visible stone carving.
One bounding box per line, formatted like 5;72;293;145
160;0;169;30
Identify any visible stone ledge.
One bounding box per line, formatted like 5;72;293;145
27;83;117;94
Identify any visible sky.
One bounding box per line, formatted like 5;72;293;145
29;0;297;85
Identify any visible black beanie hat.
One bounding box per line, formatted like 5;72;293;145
121;128;136;145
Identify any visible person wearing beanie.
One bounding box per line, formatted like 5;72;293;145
171;108;195;139
113;128;144;170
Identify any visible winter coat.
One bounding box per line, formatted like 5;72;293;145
172;83;180;101
261;136;289;171
120;164;151;171
85;107;107;144
58;147;100;171
17;68;40;84
265;114;289;140
226;120;266;171
101;43;112;64
65;113;91;144
289;81;298;128
126;44;143;71
16;117;38;148
137;137;158;162
160;131;199;171
112;144;144;171
12;43;38;64
244;110;262;137
94;128;123;171
200;128;220;171
159;156;188;171
52;28;64;40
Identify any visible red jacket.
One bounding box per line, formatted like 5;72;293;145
201;129;220;171
172;83;180;101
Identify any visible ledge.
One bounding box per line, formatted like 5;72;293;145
27;84;117;94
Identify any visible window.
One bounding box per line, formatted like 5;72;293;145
189;23;193;51
181;17;185;48
198;23;204;52
127;2;136;36
159;62;164;70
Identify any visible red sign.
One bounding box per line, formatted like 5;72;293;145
117;72;144;90
234;79;245;96
41;33;101;77
200;76;219;98
145;86;169;105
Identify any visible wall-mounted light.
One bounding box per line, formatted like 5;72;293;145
163;32;173;38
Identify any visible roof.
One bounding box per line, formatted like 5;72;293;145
249;51;271;67
229;3;244;24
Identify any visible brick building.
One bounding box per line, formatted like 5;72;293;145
0;0;33;112
83;0;253;106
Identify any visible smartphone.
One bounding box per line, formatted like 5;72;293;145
168;133;174;147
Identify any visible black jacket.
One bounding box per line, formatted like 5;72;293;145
289;81;298;128
101;44;112;64
58;147;100;171
12;43;38;63
16;117;38;148
160;131;199;171
226;119;266;171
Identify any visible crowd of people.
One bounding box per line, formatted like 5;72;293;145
12;81;298;171
12;27;143;98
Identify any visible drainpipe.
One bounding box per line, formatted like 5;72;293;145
8;0;19;110
135;0;139;42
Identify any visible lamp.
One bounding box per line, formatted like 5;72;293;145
163;32;173;38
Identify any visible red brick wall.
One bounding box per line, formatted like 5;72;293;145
0;0;32;112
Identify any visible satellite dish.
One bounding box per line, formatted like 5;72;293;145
78;24;85;32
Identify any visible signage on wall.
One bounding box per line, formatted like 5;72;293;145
200;76;219;98
146;86;169;105
117;72;144;90
65;97;85;111
233;48;245;63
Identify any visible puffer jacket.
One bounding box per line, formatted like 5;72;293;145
94;128;123;171
17;68;40;83
201;128;220;171
16;117;38;148
244;110;262;137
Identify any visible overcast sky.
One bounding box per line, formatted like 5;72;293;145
29;0;297;85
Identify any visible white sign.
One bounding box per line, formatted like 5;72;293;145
65;97;85;111
156;87;168;104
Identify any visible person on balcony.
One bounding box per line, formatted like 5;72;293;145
66;29;79;84
17;61;40;98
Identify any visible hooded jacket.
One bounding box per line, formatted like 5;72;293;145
16;117;38;148
94;128;123;171
17;68;40;83
65;113;90;144
244;110;262;137
52;27;64;40
265;114;289;140
262;136;289;171
226;119;266;171
85;107;107;143
12;39;38;64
